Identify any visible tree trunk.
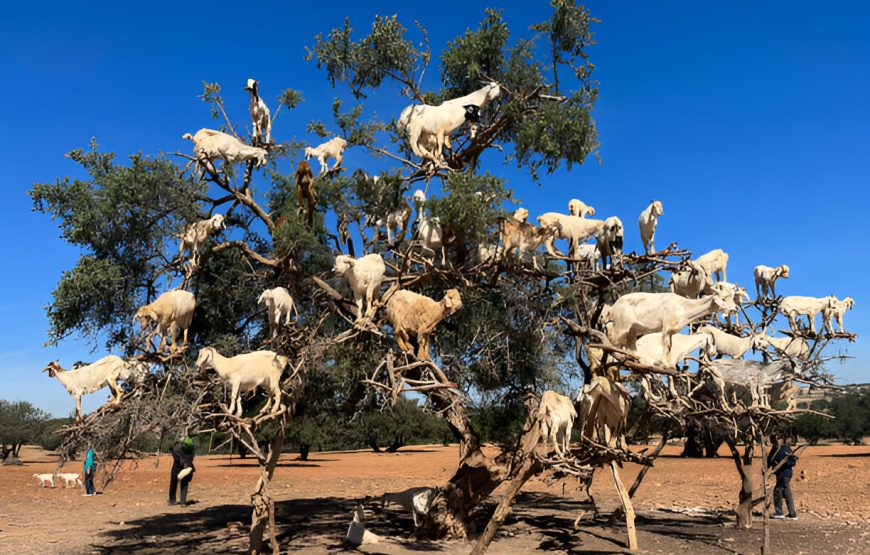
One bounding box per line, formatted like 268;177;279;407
725;437;755;529
298;442;310;461
249;432;285;554
469;417;542;555
760;434;770;555
385;433;405;453
421;392;541;543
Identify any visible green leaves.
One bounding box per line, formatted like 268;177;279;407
29;141;203;347
307;16;428;100
440;8;509;98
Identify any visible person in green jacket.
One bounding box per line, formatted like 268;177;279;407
83;447;96;496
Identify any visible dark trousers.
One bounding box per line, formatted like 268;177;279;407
84;471;95;495
169;468;192;504
773;475;796;516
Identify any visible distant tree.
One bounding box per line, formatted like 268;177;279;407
0;400;51;459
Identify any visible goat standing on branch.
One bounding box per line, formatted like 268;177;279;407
196;347;288;417
305;136;348;176
244;78;271;144
398;82;500;166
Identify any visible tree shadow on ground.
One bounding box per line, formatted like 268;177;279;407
94;496;447;553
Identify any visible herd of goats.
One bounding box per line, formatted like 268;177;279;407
41;79;855;475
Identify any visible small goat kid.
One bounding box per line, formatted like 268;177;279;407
305;137;348;176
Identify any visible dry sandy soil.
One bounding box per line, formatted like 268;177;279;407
1;443;868;554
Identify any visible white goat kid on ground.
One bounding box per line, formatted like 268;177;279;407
398;82;500;165
638;200;663;255
258;287;297;338
694;248;729;283
538;391;577;456
385;289;463;361
607;292;737;367
333;254;386;324
43;356;145;420
57;473;83;488
823;296;855;334
244;78;271;144
196;347;288;416
305;137;348;176
182;129;267;168
135;290;196;352
33;474;55;488
178;214;225;270
568;198;595;218
779;295;834;334
754;264;790;300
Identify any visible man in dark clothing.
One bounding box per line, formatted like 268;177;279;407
169;437;196;506
767;435;798;520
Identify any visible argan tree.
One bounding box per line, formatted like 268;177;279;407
29;2;852;554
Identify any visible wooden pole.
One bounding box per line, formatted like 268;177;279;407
610;461;638;551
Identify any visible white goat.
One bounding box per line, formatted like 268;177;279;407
536;214;605;257
333;254;386;323
178;214;225;270
512;207;529;223
196;347;288;416
635;332;716;368
704;281;750;326
577;376;630;448
696;326;761;359
669;261;711;299
755;334;810;360
779;295;834;334
258;287;297;338
182;129;267;167
375;201;412;245
381;487;434;527
33;474;55;488
398;82;501;165
412;189;427;224
538;391;577;456
244;78;271;143
596;216;624;269
574;243;600;270
694;249;729;282
608;292;737;367
823;296;855;334
416;216;448;265
568;198;595;218
135;290;196;352
754;264;790;300
638;200;663;255
304;136;348;176
57;473;83;488
43;356;145;420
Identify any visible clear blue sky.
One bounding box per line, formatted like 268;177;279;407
1;1;867;417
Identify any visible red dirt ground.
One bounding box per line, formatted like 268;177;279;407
1;443;867;553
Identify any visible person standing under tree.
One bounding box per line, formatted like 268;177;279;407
168;437;196;506
83;447;96;496
767;434;799;520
